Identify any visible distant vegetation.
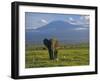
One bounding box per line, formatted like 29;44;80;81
26;43;89;51
25;43;89;68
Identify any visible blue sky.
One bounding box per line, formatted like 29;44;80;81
25;12;89;30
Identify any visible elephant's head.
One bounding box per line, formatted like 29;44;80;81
43;38;51;50
50;38;59;50
43;38;58;49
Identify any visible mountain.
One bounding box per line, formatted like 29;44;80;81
26;20;89;45
38;21;77;31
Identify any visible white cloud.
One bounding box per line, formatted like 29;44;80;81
26;27;38;30
75;28;88;30
80;16;89;21
66;16;89;27
26;19;48;30
84;16;89;20
68;21;79;25
69;17;74;21
66;17;77;25
80;16;89;25
41;19;48;24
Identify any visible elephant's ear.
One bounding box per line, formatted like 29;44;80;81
43;39;50;48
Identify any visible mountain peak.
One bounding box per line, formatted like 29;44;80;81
37;20;78;31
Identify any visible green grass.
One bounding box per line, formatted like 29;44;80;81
25;44;89;68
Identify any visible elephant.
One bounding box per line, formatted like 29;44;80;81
43;38;59;60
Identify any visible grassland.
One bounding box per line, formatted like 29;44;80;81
25;43;89;68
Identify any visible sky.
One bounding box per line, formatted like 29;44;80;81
25;12;90;30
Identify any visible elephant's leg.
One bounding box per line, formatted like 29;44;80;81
52;49;55;60
54;49;58;59
48;49;53;60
